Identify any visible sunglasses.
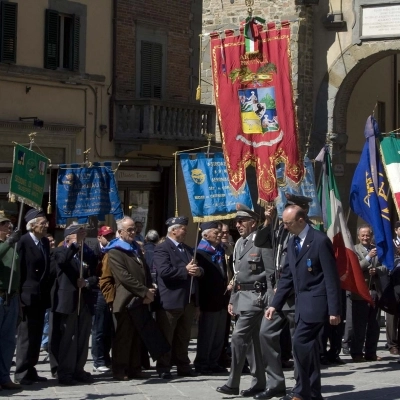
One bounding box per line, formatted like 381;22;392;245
121;227;136;233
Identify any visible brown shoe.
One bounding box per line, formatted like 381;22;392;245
1;381;22;390
389;348;399;355
351;355;365;362
365;355;382;361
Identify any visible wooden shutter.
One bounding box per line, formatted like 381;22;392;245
72;14;80;71
0;1;18;64
140;41;162;99
44;9;59;70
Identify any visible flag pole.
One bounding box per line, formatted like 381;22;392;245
8;133;36;296
77;238;84;316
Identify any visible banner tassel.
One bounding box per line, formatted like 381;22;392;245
196;85;201;101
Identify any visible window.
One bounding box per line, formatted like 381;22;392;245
140;41;163;98
44;9;79;71
0;1;18;64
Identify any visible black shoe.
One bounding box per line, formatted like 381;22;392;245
240;387;264;397
320;356;332;366
158;372;173;379
210;365;227;373
216;385;239;395
330;356;346;365
281;360;294;369
242;365;251;374
194;367;213;375
74;372;94;383
32;375;48;382
15;378;33;385
254;388;287;399
177;370;198;377
58;378;78;386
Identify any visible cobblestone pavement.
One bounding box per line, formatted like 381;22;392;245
3;329;400;400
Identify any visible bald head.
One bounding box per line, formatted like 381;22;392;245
282;205;307;235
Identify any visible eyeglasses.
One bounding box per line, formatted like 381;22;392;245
36;221;49;227
282;220;295;226
121;227;136;233
236;219;251;224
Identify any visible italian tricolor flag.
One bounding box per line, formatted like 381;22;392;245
380;135;400;217
316;147;373;304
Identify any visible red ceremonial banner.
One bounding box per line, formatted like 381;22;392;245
210;21;303;205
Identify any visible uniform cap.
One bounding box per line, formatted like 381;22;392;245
284;193;312;209
64;223;86;238
24;208;45;223
235;203;258;220
165;216;189;227
200;221;219;232
0;211;10;224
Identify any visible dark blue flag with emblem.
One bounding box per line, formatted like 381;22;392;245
349;115;394;270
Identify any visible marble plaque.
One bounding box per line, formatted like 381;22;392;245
362;5;400;37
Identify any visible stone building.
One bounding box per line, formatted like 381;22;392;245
0;0;113;232
201;0;400;230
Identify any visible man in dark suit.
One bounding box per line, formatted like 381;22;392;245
217;204;269;397
266;205;341;400
15;209;51;385
49;223;97;385
153;216;202;379
194;221;229;374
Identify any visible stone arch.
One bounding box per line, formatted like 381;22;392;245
313;40;400;156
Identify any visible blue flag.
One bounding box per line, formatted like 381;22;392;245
275;156;322;221
180;153;253;222
56;162;123;224
349;116;394;270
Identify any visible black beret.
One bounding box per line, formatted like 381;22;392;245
24;208;45;223
235;203;258;220
64;223;86;238
284;193;312;209
165;216;189;227
200;221;219;232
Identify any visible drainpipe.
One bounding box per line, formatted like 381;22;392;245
393;54;398;131
109;0;117;142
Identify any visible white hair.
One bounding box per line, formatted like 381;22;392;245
145;229;159;243
167;224;184;233
116;215;134;230
26;218;38;232
201;229;213;238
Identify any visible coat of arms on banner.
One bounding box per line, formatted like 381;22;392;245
210;20;303;205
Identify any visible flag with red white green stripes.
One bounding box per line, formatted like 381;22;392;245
316;146;373;304
379;134;400;217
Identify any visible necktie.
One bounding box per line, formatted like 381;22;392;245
294;236;301;256
37;240;45;257
178;243;189;262
240;238;248;254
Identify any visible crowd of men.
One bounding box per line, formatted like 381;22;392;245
0;199;400;400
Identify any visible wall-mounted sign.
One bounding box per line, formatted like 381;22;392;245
117;170;161;182
362;5;400;38
334;164;344;177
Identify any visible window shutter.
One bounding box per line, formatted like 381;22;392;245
72;14;80;71
141;41;162;99
0;1;18;64
44;9;59;70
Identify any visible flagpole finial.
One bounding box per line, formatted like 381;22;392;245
245;0;254;16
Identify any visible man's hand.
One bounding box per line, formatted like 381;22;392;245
369;267;377;276
265;306;275;320
146;289;155;302
263;205;276;226
5;229;22;245
77;278;86;288
368;248;377;258
329;315;341;325
228;303;235;316
143;297;152;304
186;260;201;276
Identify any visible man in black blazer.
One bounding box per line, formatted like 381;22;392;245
194;221;229;374
153;216;202;379
15;209;51;385
49;223;97;385
266;205;341;400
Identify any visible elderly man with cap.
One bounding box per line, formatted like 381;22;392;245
217;204;268;397
0;211;22;390
14;209;51;385
194;221;229;374
48;222;97;385
251;194;312;399
153;216;202;379
91;226;115;373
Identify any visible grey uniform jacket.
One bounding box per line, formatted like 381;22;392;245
353;243;388;300
230;232;273;313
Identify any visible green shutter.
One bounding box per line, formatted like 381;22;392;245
0;1;18;64
72;14;80;71
140;41;162;99
44;9;59;70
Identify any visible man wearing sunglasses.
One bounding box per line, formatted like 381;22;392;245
0;211;22;391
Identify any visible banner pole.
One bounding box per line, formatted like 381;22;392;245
8;133;36;295
77;239;84;316
189;222;200;302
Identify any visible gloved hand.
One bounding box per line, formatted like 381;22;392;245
6;229;22;245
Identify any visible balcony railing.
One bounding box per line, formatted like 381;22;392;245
115;100;216;143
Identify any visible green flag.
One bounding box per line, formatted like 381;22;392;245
9;144;49;209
